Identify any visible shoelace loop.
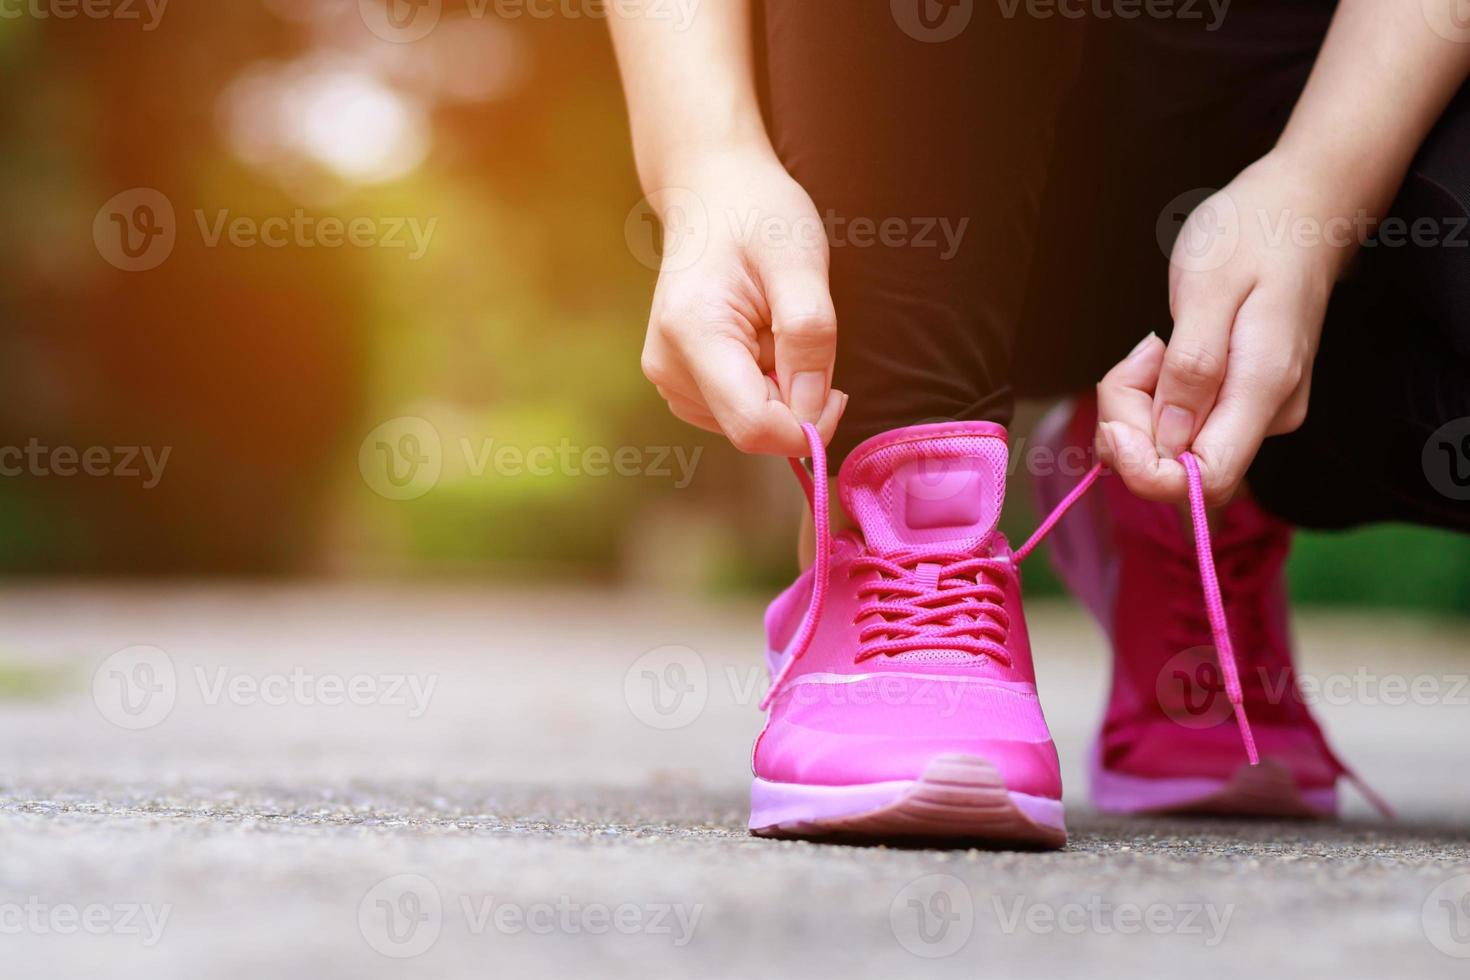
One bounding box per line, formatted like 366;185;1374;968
759;423;1261;769
850;551;1014;664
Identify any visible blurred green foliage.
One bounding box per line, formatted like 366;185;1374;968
0;5;1466;614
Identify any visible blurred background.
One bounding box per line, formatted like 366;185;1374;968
1;0;1467;614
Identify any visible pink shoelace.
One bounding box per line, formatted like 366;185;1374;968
760;422;1261;769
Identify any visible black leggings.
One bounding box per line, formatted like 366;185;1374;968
759;0;1470;533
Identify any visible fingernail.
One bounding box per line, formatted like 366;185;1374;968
1127;332;1158;362
789;371;826;423
1156;405;1194;458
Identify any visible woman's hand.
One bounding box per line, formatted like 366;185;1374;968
1096;150;1344;504
607;0;844;457
640;148;846;456
1096;0;1470;504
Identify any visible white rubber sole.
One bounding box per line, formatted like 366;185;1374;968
1090;750;1337;819
750;754;1067;848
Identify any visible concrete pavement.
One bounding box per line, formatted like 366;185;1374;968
0;583;1467;978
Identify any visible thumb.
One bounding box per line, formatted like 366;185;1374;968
763;258;838;424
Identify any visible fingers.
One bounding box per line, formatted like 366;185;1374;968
659;388;722;434
762;257;838;425
686;330;844;456
1151;274;1251;458
1095;332;1188;500
1186;289;1309;503
1267;375;1311;436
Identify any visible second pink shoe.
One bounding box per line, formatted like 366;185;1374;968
1032;396;1388;819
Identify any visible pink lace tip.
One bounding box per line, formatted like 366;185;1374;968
1178;451;1261;766
1234;709;1259;766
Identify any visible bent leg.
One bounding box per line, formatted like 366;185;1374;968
1248;85;1470;533
760;0;1077;465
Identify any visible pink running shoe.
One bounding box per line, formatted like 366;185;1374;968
1032;397;1389;819
749;421;1093;847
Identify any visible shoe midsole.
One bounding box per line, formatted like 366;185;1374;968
748;776;1065;831
1089;750;1337;815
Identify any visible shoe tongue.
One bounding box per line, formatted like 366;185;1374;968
839;422;1009;555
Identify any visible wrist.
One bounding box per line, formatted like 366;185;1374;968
1252;147;1376;280
634;130;775;195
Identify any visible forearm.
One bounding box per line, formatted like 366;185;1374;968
607;0;773;192
1274;0;1470;235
